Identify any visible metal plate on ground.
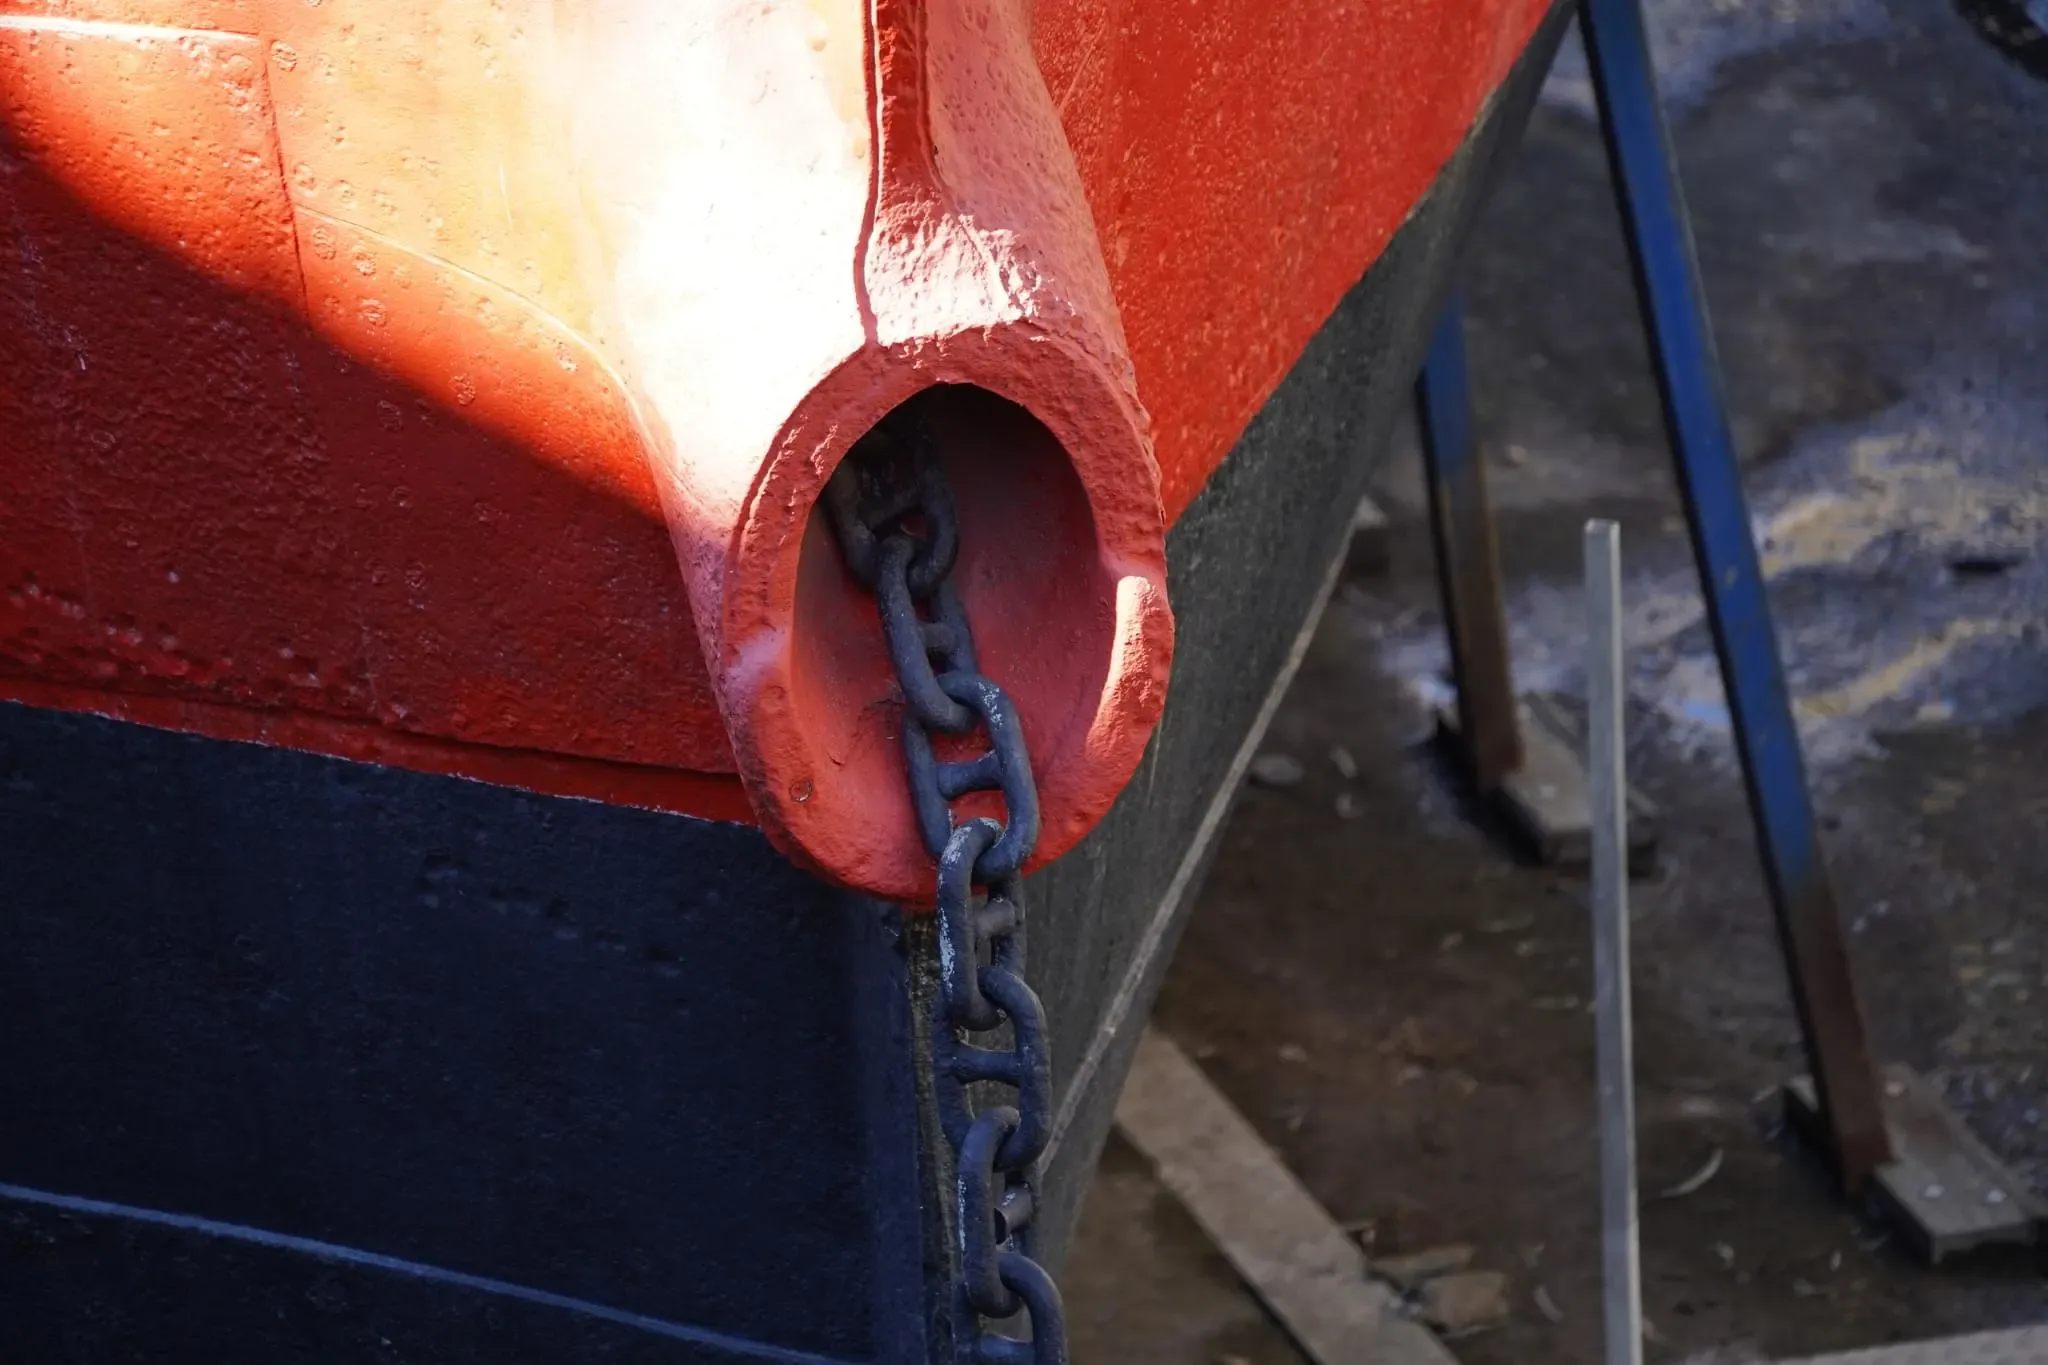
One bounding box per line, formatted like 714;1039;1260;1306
1436;692;1659;874
1782;1324;2048;1364
1784;1066;2045;1263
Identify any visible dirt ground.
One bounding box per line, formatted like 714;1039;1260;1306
1064;2;2048;1361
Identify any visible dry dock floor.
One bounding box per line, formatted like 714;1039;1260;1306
1066;2;2048;1359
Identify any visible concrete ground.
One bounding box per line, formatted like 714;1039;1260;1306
1063;1;2048;1360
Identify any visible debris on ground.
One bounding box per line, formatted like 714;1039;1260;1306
1248;753;1306;788
1659;1146;1725;1198
1417;1270;1512;1335
1369;1243;1510;1338
1373;1243;1477;1291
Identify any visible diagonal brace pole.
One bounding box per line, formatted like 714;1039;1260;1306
1576;0;1892;1189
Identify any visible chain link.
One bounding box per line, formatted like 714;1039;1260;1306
823;420;1067;1365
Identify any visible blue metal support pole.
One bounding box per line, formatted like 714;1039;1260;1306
1577;0;1892;1188
1417;296;1524;792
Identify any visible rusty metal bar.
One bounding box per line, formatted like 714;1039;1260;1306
1416;297;1525;793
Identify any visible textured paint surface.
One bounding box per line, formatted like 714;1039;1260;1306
0;0;1549;892
1035;0;1556;521
0;700;933;1360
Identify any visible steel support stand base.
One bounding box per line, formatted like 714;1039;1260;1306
1783;1067;2046;1265
1435;692;1659;875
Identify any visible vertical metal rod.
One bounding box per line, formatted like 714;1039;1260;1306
1416;295;1525;791
1586;519;1641;1365
1577;0;1892;1189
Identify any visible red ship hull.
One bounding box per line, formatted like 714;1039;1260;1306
0;2;1574;1356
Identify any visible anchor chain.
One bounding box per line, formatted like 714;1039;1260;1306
823;419;1067;1365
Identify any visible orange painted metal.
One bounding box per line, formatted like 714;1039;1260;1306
1035;0;1554;523
664;0;1176;898
0;0;1550;895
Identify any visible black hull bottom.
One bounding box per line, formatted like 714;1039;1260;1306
0;12;1570;1361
